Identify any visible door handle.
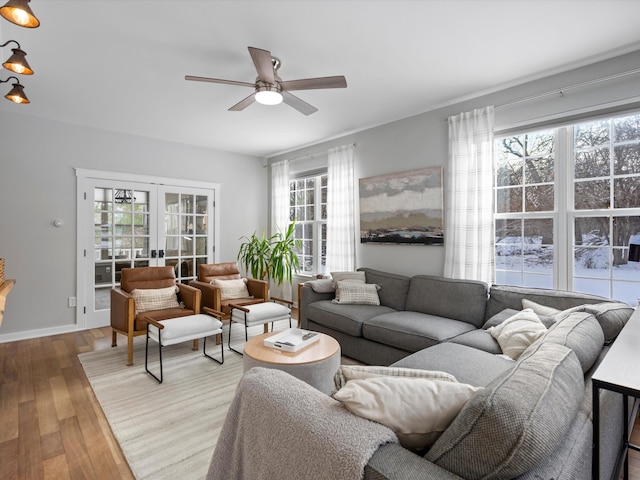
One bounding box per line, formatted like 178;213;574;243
159;250;165;258
151;250;157;258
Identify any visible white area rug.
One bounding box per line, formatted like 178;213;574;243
79;336;244;480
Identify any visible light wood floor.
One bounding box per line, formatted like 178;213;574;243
2;324;640;480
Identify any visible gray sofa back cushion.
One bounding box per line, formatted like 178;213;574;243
486;284;609;320
404;275;488;328
426;342;584;479
359;268;411;311
538;311;604;373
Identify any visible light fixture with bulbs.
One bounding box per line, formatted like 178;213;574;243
255;83;283;106
0;40;32;74
0;0;39;28
0;76;29;103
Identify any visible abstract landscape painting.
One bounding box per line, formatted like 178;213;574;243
359;167;443;245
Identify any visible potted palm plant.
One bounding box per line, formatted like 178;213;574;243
238;220;301;286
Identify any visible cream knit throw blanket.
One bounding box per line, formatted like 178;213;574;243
206;367;397;480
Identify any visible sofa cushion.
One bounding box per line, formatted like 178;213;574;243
363;311;477;353
333;376;482;451
359;268;411;311
391;343;514;387
448;329;502;354
487;309;547;360
484;307;555;329
405;276;488;328
557;302;633;344
306;300;395;337
539;310;604;373
426;342;584;479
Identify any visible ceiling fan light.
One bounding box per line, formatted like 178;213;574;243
255;88;283;106
4;81;29;103
3;47;33;74
0;0;40;28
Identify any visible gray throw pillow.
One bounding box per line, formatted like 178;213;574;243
426;342;584;479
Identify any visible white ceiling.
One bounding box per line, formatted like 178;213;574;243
1;0;640;158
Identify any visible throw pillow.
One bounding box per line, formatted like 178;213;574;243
333;376;481;451
306;278;336;293
487;308;547;360
333;364;457;391
131;286;180;315
522;298;561;317
332;281;380;305
210;278;251;300
331;271;366;285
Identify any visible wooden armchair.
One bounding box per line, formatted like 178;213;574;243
190;262;268;322
111;266;201;366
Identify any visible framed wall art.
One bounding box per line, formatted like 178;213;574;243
359;167;443;245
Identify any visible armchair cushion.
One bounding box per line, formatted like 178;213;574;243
210;278;251;300
131;286;180;315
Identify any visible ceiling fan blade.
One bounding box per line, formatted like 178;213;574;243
248;47;275;84
280;76;347;91
229;93;256;111
282;91;318;116
185;75;255;88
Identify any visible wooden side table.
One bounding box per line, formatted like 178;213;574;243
243;330;341;395
0;279;16;328
592;307;640;480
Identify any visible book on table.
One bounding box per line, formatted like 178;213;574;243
263;328;320;352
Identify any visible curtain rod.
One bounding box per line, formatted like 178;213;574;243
495;67;640;110
272;143;357;164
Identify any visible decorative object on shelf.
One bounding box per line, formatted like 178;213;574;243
238;220;301;286
0;75;28;103
0;0;39;28
1;39;32;74
359;167;444;245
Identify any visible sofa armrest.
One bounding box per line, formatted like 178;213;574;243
110;288;134;332
246;278;268;301
365;443;463;480
189;280;221;311
299;283;336;329
177;283;201;314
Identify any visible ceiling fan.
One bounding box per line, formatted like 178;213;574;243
185;46;347;115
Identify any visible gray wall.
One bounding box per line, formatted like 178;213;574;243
0;111;267;340
268;49;640;301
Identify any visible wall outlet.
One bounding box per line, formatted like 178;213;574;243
68;296;76;308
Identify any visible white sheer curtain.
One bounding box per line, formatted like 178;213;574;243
326;144;356;273
444;106;495;283
271;159;290;236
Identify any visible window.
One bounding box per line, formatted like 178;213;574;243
495;112;640;305
289;173;327;276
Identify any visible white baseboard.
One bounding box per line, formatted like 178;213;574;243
0;324;80;344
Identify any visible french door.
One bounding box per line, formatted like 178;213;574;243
76;170;219;329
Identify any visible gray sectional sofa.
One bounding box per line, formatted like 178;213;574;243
294;267;636;479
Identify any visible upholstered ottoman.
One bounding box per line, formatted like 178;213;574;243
229;300;292;354
145;313;224;383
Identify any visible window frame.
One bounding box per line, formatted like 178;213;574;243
289;171;327;277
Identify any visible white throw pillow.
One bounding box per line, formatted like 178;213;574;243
210;278;250;300
334;365;457;391
333;376;482;451
521;299;561;317
131;286;180;315
487;308;547;360
331;271;366;285
332;281;380;305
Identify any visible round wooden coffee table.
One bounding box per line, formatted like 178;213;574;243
243;331;341;394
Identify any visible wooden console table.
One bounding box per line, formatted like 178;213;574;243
0;279;16;327
592;307;640;480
